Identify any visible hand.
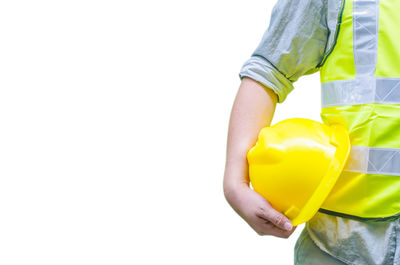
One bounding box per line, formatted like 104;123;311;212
225;184;297;238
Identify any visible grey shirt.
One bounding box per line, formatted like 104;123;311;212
239;0;343;103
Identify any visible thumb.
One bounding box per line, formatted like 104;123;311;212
259;205;293;231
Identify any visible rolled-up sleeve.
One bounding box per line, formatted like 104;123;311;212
239;0;329;103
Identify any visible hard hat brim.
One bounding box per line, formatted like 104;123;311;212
290;123;351;226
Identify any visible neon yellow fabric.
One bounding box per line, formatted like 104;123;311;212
321;104;400;217
321;104;400;148
319;0;400;218
322;171;400;218
320;0;355;82
376;0;400;77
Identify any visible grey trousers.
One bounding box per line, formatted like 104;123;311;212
294;226;346;264
294;212;400;265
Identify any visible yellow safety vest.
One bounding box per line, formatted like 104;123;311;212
319;0;400;220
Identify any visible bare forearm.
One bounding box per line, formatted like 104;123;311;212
222;78;295;236
223;77;277;195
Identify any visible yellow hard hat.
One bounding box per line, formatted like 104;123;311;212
247;118;350;226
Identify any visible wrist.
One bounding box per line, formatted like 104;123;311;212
223;179;249;205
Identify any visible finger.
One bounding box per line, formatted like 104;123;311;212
260;222;293;238
256;206;293;231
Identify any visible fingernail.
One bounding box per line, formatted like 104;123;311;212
284;222;293;231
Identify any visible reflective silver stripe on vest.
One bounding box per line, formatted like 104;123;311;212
321;0;382;107
322;77;400;107
344;145;400;176
353;0;379;76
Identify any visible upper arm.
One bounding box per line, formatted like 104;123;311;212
239;0;336;103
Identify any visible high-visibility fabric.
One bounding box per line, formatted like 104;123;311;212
321;78;400;107
376;0;400;77
319;0;400;218
320;0;355;83
345;145;400;176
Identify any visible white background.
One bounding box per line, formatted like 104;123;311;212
0;0;321;264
